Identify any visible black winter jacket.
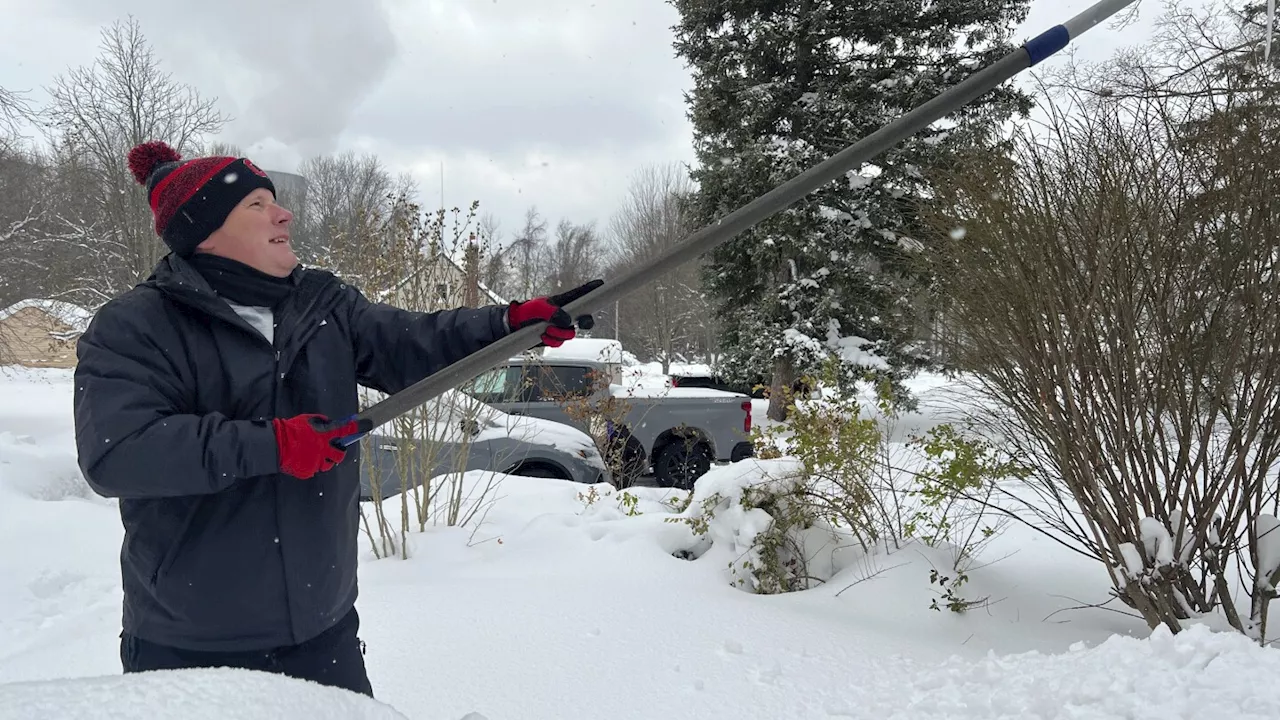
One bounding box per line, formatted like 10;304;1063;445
73;254;509;651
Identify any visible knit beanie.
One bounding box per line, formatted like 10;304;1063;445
127;141;277;257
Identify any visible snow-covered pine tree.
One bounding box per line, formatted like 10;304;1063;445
670;0;1032;419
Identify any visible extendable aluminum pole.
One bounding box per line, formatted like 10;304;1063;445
332;0;1141;445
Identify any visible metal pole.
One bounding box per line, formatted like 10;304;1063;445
336;0;1140;443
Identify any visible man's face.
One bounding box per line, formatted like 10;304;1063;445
196;188;297;277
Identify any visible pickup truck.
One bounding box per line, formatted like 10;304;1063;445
458;339;754;490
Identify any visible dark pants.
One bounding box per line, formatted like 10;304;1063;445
120;608;374;697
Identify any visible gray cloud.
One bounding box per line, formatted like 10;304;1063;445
12;0;398;161
205;0;399;160
0;0;695;241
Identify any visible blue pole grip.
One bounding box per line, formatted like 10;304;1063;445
312;414;373;449
1024;25;1070;67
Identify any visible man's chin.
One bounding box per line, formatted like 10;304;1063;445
270;246;298;268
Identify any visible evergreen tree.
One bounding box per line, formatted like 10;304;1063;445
670;0;1033;419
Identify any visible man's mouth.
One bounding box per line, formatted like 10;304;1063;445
269;236;289;244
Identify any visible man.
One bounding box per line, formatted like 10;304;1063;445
72;140;599;697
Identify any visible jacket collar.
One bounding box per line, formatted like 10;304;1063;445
144;253;331;350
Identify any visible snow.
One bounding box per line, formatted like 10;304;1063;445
523;337;625;364
1140;516;1175;568
4;365;1280;718
0;668;408;720
1268;0;1275;63
1118;542;1144;579
1257;514;1280;590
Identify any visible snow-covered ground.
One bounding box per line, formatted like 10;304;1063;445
2;365;1279;719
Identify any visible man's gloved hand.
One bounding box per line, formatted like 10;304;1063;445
507;279;602;347
272;413;359;479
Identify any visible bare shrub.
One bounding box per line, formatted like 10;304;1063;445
924;3;1280;639
349;195;514;559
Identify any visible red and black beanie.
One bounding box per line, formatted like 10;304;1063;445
127;140;276;256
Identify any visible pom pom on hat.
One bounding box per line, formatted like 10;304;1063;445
127;140;182;186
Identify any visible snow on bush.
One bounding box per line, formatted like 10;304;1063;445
665;457;850;592
663;361;1020;607
0;667;409;720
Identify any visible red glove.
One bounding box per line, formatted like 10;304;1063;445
508;279;602;347
272;413;359;479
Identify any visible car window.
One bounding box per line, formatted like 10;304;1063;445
462;367;534;404
534;364;598;400
467;368;507;396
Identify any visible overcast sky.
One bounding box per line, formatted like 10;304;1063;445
0;0;1177;249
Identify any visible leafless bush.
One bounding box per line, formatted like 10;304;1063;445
350;196;513;558
925;2;1280;638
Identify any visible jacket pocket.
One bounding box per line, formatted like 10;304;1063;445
150;498;204;589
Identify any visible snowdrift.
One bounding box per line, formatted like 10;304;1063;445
5;365;1280;718
0;668;408;720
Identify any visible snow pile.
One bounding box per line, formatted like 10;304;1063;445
897;623;1280;718
0;668;409;720
663;457;856;590
530;337;626;364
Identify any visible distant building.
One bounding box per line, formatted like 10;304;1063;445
0;299;94;368
379;250;505;313
265;169;314;257
265;169;307;211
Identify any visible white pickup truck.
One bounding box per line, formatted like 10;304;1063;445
458;339;754;489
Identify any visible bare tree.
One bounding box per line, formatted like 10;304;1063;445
546;219;603;293
606;162;715;371
295;150;411;279
925;2;1280;640
0;86;35;152
506;206;550;299
40;16;227;295
475;211;508;298
202;140;244;158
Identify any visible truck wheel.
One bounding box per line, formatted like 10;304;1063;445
653;441;712;491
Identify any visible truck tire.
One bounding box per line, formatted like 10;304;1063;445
653;441;712;491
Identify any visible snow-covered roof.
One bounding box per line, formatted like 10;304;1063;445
0;299;93;333
524;337;625;364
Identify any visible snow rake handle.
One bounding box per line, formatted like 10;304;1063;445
332;0;1140;447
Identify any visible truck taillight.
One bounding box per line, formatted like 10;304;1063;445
742;400;752;433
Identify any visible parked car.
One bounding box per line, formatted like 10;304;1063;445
357;388;609;501
459;339;754;490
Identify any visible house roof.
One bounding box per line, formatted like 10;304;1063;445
376;249;506;306
0;299;94;333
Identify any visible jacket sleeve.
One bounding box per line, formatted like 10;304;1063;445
73;301;281;499
345;285;511;395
